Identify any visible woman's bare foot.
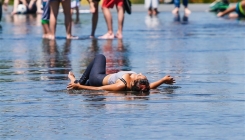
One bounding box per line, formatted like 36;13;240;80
184;8;191;15
68;71;76;83
48;35;56;40
115;32;123;39
153;9;159;15
36;10;43;14
11;10;17;15
98;33;114;39
67;35;79;39
42;34;50;39
172;7;179;14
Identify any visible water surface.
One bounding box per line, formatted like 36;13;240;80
0;11;245;139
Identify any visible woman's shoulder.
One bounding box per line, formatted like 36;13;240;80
119;71;136;74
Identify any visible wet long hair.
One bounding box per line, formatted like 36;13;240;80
131;79;150;93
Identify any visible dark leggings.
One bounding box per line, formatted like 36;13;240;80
77;54;107;86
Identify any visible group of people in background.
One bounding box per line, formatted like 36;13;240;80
0;0;244;39
1;0;126;39
145;0;191;16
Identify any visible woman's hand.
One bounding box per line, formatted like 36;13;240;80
163;75;175;85
217;12;224;17
67;82;80;90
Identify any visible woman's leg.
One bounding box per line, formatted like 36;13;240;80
77;59;95;85
12;0;20;15
172;0;180;14
183;0;191;15
49;0;59;40
77;54;106;86
61;0;78;39
90;1;99;38
89;54;107;86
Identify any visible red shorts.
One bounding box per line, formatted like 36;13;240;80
102;0;124;8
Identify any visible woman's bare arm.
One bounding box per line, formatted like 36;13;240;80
149;75;175;89
67;82;126;91
217;6;236;17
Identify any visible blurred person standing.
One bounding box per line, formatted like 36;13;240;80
99;0;124;39
172;0;191;15
49;0;78;39
145;0;161;16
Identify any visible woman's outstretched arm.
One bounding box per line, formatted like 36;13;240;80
149;75;175;89
67;82;126;91
217;6;236;17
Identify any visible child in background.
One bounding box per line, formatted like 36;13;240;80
41;0;50;38
71;0;80;21
217;0;245;19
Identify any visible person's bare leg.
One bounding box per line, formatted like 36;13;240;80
99;7;114;39
21;0;28;7
172;7;179;14
12;0;20;15
49;1;59;40
115;5;124;39
89;0;96;13
75;6;79;22
228;13;238;18
62;0;78;39
68;71;76;83
184;7;191;15
36;0;43;14
90;1;98;38
42;23;50;38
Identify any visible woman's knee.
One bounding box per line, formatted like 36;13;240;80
95;54;106;60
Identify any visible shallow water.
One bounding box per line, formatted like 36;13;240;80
0;11;245;139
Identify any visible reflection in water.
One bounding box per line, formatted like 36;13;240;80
4;14;42;35
41;39;71;80
145;15;160;28
173;12;189;24
67;90;150;101
102;39;131;74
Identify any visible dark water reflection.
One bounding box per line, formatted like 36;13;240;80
0;11;245;139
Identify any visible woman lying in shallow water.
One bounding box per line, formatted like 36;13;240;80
67;54;175;92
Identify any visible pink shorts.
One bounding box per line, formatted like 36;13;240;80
102;0;124;8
